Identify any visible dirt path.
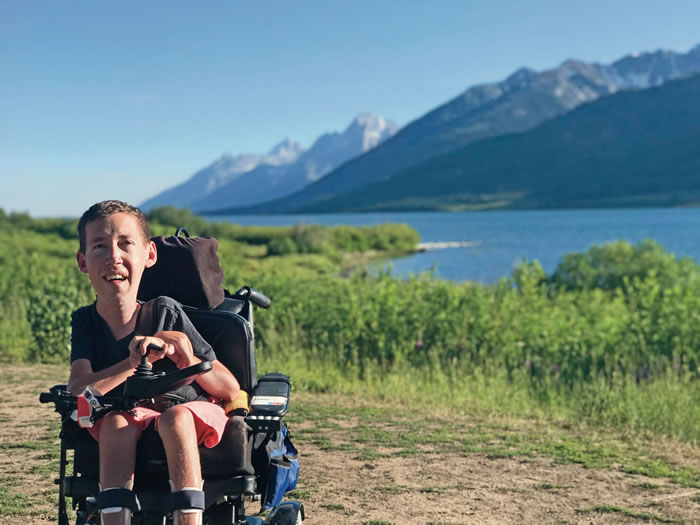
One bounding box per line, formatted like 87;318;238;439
1;365;698;524
289;393;700;525
298;437;699;524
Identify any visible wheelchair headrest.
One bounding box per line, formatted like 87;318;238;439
138;229;225;310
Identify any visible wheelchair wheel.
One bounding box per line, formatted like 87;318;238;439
263;501;304;525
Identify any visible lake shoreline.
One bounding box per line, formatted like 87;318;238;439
207;209;700;282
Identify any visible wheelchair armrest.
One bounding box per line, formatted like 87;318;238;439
40;384;77;416
249;373;290;417
246;373;290;433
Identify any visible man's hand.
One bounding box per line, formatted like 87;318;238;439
154;331;201;369
128;335;174;368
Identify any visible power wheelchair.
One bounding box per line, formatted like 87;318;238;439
40;286;303;525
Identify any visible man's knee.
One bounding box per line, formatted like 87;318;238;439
158;406;195;439
99;412;142;442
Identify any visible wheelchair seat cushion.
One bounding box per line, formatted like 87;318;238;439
133;416;254;478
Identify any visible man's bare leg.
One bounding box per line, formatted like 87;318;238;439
98;412;143;525
158;406;203;525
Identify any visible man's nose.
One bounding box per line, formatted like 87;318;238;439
108;244;124;262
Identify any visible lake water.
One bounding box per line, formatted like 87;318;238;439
206;209;700;283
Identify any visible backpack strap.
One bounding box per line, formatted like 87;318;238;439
134;299;190;410
136;300;157;337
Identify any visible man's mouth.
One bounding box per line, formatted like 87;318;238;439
105;274;128;282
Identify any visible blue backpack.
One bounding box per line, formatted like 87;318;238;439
260;424;299;511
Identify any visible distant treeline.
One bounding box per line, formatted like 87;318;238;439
0;206;419;258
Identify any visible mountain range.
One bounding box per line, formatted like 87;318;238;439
300;72;700;212
140;114;398;212
141;43;700;215
208;44;700;214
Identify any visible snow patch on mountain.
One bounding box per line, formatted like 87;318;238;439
140;114;398;212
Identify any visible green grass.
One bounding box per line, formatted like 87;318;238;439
30;460;61;475
536;482;567;491
285;489;311;500
291;393;700;490
0;486;32;516
577;504;681;523
0;441;43;450
376;485;408;495
354;448;387;461
419;487;445;494
313;499;357;516
320;503;346;511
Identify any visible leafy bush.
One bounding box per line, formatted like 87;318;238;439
549;239;700;291
26;270;93;363
0;298;32;362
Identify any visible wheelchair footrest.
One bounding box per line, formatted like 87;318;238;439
204;476;257;500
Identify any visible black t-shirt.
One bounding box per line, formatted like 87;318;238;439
71;296;215;399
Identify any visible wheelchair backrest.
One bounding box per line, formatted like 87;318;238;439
183;298;258;393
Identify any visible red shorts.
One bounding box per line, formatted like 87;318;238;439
88;400;228;448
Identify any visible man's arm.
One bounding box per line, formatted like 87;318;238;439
67;358;134;395
68;336;174;395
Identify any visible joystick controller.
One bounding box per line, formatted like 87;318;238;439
133;343;164;377
123;343;212;404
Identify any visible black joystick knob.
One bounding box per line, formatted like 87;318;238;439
133;344;162;377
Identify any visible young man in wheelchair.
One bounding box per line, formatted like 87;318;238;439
69;200;239;525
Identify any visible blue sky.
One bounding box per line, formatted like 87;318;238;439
2;1;699;217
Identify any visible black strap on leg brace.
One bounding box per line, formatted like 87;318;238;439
96;488;141;512
163;489;206;514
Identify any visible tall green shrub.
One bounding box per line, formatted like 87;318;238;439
26;269;93;363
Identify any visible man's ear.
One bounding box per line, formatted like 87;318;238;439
145;240;157;268
76;251;88;273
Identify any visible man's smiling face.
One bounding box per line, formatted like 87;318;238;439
76;212;157;306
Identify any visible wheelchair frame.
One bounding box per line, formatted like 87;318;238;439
40;288;303;525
